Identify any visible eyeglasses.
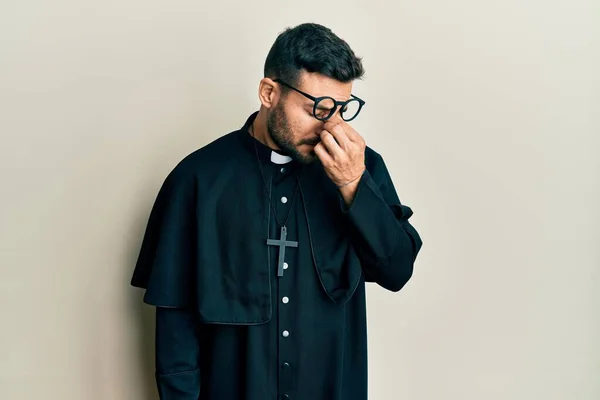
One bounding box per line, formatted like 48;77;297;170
274;79;365;122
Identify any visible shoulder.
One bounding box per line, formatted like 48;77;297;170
164;130;240;182
364;145;390;180
364;145;384;167
151;130;242;200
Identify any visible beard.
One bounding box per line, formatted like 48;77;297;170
267;102;320;165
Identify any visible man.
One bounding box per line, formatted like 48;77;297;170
131;22;423;400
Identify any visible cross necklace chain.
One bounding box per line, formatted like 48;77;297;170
250;122;303;277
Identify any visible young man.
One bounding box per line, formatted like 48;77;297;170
131;22;423;400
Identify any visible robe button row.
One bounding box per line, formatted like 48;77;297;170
282;296;289;304
281;395;290;400
281;196;288;204
283;262;289;270
282;330;290;338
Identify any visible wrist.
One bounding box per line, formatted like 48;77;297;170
337;168;365;208
336;168;366;188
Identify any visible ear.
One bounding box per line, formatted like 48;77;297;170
258;78;279;109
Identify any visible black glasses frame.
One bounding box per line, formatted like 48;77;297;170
273;79;365;122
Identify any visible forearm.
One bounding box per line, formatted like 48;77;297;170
357;218;420;292
340;169;422;292
155;307;201;399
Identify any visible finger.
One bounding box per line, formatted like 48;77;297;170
314;142;333;165
319;129;345;159
337;121;364;144
323;122;352;150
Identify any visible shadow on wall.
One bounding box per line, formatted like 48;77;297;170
126;202;160;400
122;177;161;400
128;280;159;400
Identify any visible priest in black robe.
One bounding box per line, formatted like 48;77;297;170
131;22;423;400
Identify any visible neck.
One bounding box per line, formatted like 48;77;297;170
251;108;282;152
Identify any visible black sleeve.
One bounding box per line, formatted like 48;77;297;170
155;306;201;399
340;153;423;292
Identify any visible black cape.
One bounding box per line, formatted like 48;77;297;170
131;112;423;400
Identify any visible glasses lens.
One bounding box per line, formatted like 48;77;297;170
341;99;361;121
314;97;336;120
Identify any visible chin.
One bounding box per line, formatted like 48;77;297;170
289;149;318;165
299;152;319;165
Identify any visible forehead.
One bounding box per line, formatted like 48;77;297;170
297;72;353;101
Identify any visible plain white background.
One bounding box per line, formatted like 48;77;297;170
1;1;598;399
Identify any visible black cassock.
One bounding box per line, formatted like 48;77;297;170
130;112;423;400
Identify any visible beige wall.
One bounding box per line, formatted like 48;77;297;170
1;1;598;399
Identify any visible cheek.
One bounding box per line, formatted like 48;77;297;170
296;112;322;132
298;122;322;141
285;105;322;142
286;112;313;137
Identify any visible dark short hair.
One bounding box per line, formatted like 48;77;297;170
264;23;365;93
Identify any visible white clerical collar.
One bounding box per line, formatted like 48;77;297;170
270;151;292;165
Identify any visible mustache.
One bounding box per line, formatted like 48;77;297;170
299;137;321;146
